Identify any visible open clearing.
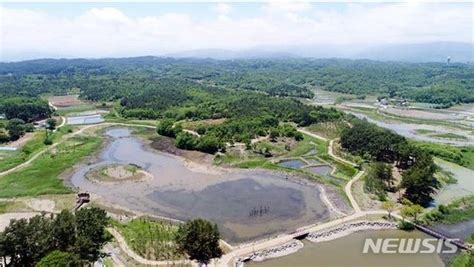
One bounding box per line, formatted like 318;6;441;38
48;95;84;107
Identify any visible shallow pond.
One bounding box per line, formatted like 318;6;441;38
66;114;104;125
434;158;474;205
70;128;337;244
278;159;307;169
246;230;444;267
305;165;333;177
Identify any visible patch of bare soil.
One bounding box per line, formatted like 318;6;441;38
86;164;151;183
48;95;83;107
353;179;381;211
5;132;35;148
150;136;214;166
24;198;56;213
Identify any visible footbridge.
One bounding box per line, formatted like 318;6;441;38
415;224;473;251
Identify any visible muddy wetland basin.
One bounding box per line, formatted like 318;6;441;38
69;128;344;244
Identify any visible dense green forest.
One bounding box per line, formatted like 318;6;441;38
146;79;340;153
0;97;51;122
0;57;472;106
340;119;440;206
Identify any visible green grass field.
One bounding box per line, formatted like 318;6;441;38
450;251;473;267
412;141;474;170
305;121;349;140
430;132;468;140
112;217;183;261
424;195;474;225
56;104;97;116
0;126;74;172
0;135;101;198
415;129;437;135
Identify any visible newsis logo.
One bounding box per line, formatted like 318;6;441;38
363;238;459;254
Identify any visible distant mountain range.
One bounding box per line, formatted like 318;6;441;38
166;42;473;63
2;42;472;63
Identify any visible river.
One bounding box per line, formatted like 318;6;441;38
246;230;444;267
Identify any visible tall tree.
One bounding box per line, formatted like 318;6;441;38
74;207;111;262
382;200;396;219
176;219;223;265
45;118;57;131
6;118;26;141
401;152;440;207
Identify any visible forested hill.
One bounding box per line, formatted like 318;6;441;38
0;57;473;106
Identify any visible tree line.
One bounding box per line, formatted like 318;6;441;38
0;207;110;266
340;119;440;206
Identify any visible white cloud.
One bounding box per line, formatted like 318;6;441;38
0;3;471;60
213;3;232;15
264;2;312;13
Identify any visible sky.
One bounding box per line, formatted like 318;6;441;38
0;1;472;60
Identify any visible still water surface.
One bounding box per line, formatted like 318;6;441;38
247;230;444;267
70;128;337;244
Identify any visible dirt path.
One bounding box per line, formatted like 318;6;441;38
298;128;362;212
106;227;196;266
0;123;97;177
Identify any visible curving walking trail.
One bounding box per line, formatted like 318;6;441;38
297;128;362;213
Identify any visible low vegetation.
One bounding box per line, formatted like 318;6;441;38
430;132;467;140
113;217;222;265
424;195;474;225
305;121;349;139
412;141;474;170
113;217;182;261
450;251;474;267
0;126;72;172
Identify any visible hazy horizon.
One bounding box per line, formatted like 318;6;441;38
1;2;473;62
